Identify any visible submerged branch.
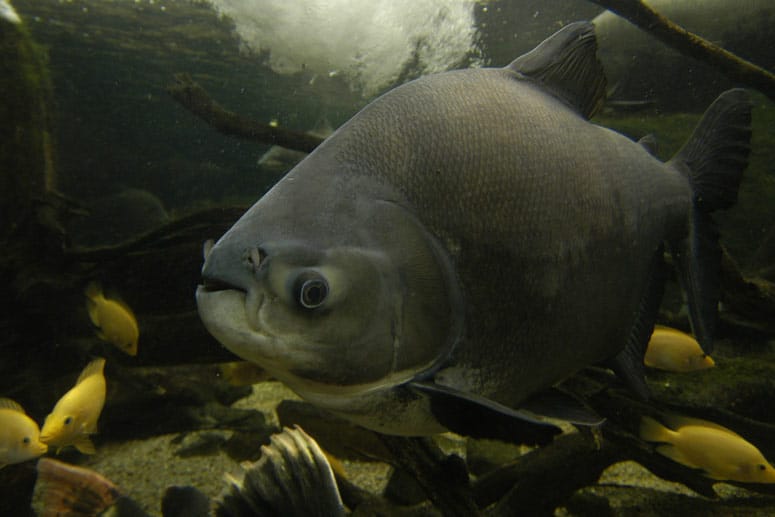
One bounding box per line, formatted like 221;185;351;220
589;0;775;103
166;73;324;152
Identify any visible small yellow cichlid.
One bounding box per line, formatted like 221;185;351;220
641;414;775;483
0;398;48;468
85;282;139;356
40;358;107;455
644;325;715;372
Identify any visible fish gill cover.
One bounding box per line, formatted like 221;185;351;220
203;0;484;96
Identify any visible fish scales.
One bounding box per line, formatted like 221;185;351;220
288;68;688;402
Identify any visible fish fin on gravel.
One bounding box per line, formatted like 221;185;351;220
508;21;607;119
667;88;752;354
609;247;667;400
409;381;562;446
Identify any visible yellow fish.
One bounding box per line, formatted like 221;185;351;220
85;282;139;356
0;398;48;468
40;358;107;455
218;361;272;386
640;414;775;483
644;325;715;372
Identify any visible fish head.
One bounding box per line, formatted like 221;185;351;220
5;419;48;463
739;460;775;484
686;353;715;371
40;413;70;446
121;335;138;356
196;157;463;403
40;404;82;447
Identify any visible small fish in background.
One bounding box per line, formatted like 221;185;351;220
31;427;343;517
32;458;153;517
85;282;139;356
644;325;715;372
0;398;48;468
40;358;107;455
640;414;775;483
218;360;272;386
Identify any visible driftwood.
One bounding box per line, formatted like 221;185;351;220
167;73;325;152
589;0;775;103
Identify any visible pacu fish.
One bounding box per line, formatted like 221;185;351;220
644;325;715;372
0;398;48;468
640;414;775;483
85;282;139;356
41;358;107;454
196;23;751;441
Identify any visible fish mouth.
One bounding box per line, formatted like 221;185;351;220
195;285;279;364
199;273;241;294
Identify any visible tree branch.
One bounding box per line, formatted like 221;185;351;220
589;0;775;103
167;73;324;152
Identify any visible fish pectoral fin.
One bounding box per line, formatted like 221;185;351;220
408;381;561;446
74;437;97;455
520;387;604;426
654;443;706;476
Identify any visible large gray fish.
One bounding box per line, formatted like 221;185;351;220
196;23;751;443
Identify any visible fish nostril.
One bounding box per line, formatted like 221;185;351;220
202;239;215;261
244;246;267;272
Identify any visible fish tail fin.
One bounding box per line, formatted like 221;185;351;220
84;281;103;301
77;357;106;384
33;458;120;516
639;416;673;444
84;282;103;325
667;88;752;354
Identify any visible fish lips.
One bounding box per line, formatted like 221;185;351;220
195;286;280;366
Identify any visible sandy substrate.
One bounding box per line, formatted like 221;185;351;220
80;381;766;516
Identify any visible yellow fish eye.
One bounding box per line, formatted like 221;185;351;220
759;464;767;471
23;436;30;444
64;416;73;425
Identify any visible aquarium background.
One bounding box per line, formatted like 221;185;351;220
2;0;775;515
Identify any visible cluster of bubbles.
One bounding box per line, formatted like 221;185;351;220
203;0;483;96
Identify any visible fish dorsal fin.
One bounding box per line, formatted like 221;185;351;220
508;21;607;119
0;398;25;413
77;358;106;385
638;134;658;156
662;413;744;439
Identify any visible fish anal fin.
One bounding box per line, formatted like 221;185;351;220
76;358;106;385
521;387;604;426
408;381;561;446
654;443;703;473
508;21;607;119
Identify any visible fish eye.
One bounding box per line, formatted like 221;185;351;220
22;437;30;444
293;272;329;309
64;416;73;425
759;464;767;471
